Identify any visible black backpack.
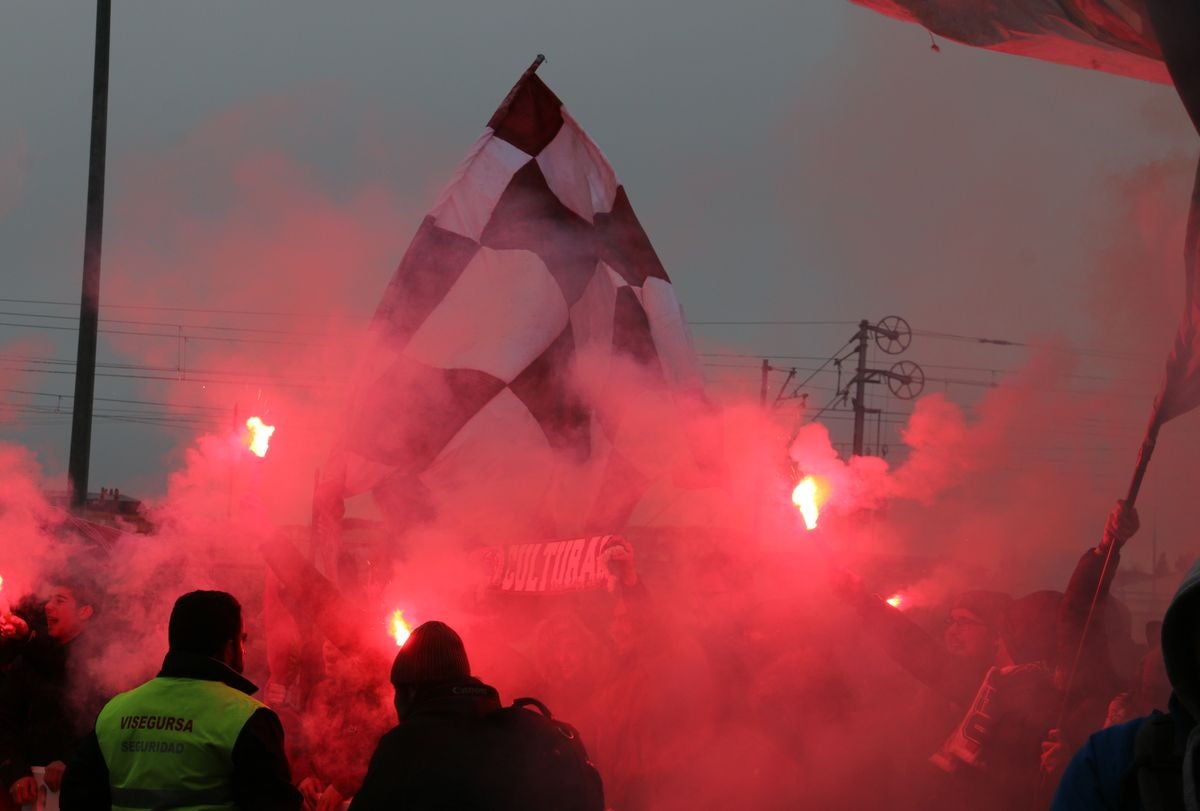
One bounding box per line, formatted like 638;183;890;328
483;697;605;811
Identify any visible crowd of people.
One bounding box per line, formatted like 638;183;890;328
0;505;1196;809
1;587;605;811
831;501;1179;809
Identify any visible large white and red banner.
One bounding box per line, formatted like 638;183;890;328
320;60;702;542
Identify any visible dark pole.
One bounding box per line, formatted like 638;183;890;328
68;0;112;509
760;359;769;409
1124;415;1162;507
851;320;869;456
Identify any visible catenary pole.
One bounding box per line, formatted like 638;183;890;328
68;0;112;509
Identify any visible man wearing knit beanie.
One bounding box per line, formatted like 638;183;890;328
349;621;604;811
387;620;474;721
945;590;1015;668
391;621;469;682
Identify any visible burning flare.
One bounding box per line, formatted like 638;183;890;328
792;475;826;530
389;610;413;647
886;594;906;609
245;417;275;458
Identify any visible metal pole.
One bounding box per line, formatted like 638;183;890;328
760;359;769;408
1124;416;1161;507
68;0;112;509
1036;406;1164;805
852;320;869;456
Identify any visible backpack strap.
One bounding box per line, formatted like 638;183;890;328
512;696;553;719
487;696;604;810
508;697;585;743
1121;713;1182;811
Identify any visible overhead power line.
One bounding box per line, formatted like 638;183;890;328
0;356;333;390
0;387;227;412
911;328;1150;362
0;297;326;318
688;320;859;326
0;318;322;347
0;310;327;338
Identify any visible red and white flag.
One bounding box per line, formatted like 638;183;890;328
1139;0;1200;427
1150;164;1200;426
849;0;1168;83
323;59;702;539
852;0;1200;433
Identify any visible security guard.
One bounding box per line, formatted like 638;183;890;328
61;590;302;810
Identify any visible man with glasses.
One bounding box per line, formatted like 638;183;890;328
60;590;302;811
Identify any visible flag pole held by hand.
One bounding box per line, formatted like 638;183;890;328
1125;413;1162;509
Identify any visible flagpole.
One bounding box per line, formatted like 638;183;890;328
1125;412;1163;507
1057;404;1163;708
1035;404;1163;804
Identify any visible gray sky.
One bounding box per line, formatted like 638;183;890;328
1;2;1197;550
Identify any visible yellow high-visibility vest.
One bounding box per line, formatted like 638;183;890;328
95;676;264;810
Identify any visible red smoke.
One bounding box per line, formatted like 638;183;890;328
0;88;1197;810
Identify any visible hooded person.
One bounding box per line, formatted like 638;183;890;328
348;620;604;811
1052;557;1200;810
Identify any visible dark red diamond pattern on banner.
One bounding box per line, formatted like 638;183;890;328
347;358;505;470
509;325;590;460
595;187;669;286
480;161;598;306
488;73;565;156
373;216;481;344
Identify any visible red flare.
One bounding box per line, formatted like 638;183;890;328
245;417;275;457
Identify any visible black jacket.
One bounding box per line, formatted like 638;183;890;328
349;677;604;811
59;651;302;811
0;630;105;788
